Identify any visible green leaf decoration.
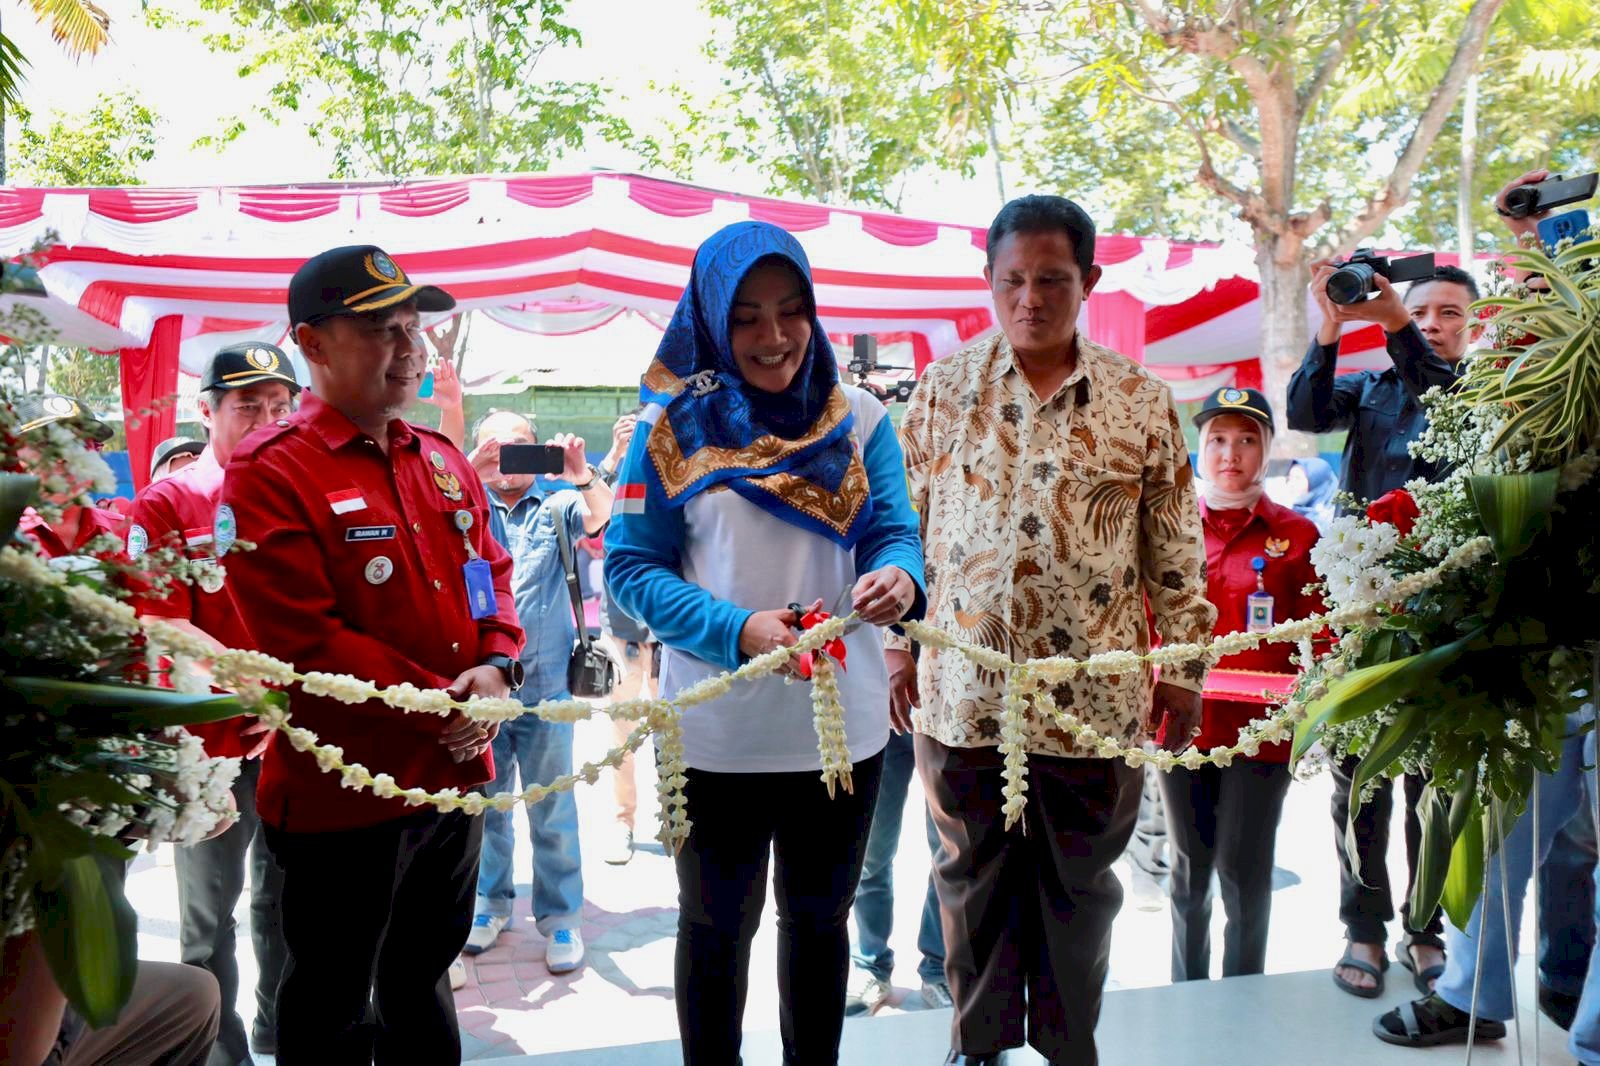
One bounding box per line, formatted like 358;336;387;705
0;678;244;730
0;473;40;544
1409;784;1454;929
1468;470;1559;562
34;852;138;1028
1442;797;1486;930
1291;632;1479;763
1343;703;1429;868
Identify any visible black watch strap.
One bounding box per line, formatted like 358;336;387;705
482;654;524;691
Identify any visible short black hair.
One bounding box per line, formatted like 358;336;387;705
986;195;1097;275
1407;264;1479;302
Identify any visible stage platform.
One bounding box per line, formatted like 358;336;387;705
484;965;1572;1065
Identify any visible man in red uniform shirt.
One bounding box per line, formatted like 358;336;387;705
221;245;523;1065
129;342;300;1064
12;394;128;555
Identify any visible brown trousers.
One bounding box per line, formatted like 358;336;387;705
60;961;221;1066
916;735;1140;1066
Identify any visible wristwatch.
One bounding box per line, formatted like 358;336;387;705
481;654;524;692
573;463;600;490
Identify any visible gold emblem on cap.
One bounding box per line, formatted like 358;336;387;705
366;252;405;284
1219;388;1249;406
43;396;78;417
246;347;280;372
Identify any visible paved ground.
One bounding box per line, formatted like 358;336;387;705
126;707;1548;1062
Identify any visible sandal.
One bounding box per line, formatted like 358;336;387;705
1333;941;1389;999
1396;934;1447;996
1374;994;1507;1047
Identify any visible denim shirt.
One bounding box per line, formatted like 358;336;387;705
1285;322;1461;509
485;484;587;703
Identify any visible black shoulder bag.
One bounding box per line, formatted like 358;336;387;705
555;519;617;699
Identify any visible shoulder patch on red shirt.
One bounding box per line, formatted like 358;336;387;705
228;415;302;463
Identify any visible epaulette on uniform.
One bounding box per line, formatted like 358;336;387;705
229;416;302;463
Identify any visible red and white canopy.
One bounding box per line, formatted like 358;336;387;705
0;171;1389;485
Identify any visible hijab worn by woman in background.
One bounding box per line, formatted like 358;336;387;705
1289;456;1337;532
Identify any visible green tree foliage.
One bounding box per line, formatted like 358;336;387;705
9;90;157;186
7;90;153;414
909;0;1504;452
640;0;991;207
191;0;628;179
0;1;114;181
1381;1;1600;251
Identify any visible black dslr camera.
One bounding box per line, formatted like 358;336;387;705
1325;250;1437;306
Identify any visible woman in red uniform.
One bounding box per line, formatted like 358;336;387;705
1160;386;1323;982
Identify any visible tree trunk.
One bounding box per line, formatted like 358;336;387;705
1457;73;1479;272
1255;237;1314;458
987;114;1006;203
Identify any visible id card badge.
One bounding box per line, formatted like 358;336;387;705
463;558;497;620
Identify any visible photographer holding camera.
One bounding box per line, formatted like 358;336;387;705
1287;253;1476;1003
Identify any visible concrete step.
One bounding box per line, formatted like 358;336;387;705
476;967;1573;1065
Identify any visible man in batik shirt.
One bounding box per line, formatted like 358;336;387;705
890;195;1215;1066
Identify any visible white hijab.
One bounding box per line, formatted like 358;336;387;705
1200;419;1273;513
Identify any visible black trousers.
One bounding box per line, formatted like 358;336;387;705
263;810;482;1066
917;736;1140;1066
1158;761;1292;981
174;757;286;1065
1329;755;1444;944
674;751;884;1066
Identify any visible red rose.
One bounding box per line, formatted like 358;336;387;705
1367;488;1420;537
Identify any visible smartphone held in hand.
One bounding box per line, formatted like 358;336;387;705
499;443;566;475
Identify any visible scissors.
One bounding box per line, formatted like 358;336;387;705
788;588;863;635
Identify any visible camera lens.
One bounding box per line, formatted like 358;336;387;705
1503;186;1540;219
1326;263;1376;305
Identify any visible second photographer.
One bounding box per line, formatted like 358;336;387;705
1287;253;1476;1003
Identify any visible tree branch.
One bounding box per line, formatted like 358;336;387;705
1209;115;1260;159
1298;0;1365;116
1316;0;1507;256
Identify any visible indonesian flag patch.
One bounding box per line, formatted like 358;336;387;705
326;488;367;515
614;483;647;515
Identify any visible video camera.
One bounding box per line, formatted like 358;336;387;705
1503;173;1599;250
847;334;916;404
1500;173;1599;219
1325;250;1437;306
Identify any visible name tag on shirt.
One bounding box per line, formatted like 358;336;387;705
344;525;397;542
326;489;367;515
463;558;497;620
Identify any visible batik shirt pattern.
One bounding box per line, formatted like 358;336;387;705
898;334;1215;756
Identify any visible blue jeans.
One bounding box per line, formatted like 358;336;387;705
1541;792;1598;998
850;729;946;984
476;707;584;934
1434;721;1600;1062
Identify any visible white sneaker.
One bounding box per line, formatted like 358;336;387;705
448;956;467;991
844;966;891;1016
464;913;509;955
546;928;585;974
603;823;635;865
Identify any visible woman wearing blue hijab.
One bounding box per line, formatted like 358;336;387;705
605;221;926;1065
1288;456;1337;532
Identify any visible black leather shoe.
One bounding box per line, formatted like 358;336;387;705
944;1052;1006;1066
1539;982;1579;1031
248;1028;277;1056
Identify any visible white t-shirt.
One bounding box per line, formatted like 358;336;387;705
657;387;892;773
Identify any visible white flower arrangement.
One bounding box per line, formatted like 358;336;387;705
25;533;1462;843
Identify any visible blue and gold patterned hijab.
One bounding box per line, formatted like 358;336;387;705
637;221;871;547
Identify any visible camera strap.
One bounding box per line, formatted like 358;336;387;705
553;516;593;654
